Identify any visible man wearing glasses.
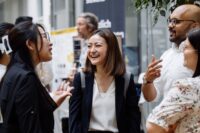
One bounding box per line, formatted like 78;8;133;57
141;3;200;121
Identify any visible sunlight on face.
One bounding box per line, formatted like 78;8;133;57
37;27;52;62
87;34;108;67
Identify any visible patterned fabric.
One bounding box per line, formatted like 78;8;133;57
147;77;200;133
153;44;193;102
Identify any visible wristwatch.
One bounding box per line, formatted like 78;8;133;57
143;75;152;84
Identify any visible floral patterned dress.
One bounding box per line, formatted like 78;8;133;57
147;77;200;133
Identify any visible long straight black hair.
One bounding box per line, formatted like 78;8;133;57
187;28;200;77
7;21;42;71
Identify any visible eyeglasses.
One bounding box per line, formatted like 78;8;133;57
167;18;196;26
41;32;50;42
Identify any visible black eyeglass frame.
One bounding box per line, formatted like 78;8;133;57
167;18;196;26
41;32;51;42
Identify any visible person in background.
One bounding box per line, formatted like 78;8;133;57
0;22;14;132
76;12;98;69
69;28;141;133
147;28;200;133
68;12;99;83
0;21;72;133
15;16;33;25
0;23;14;80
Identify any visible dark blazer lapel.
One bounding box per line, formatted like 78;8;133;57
115;75;124;121
84;73;94;128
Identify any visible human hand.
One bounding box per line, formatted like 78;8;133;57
52;81;74;106
144;55;162;83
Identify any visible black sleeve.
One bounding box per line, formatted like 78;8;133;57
126;74;141;133
15;74;42;133
69;73;82;133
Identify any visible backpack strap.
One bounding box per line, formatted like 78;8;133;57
80;71;85;90
123;72;131;99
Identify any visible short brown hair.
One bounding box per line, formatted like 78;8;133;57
84;28;126;76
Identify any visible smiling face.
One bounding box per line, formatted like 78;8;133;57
168;18;194;46
87;34;107;67
37;26;53;62
168;5;198;46
183;38;198;71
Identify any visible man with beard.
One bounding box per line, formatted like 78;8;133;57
141;3;200;115
76;12;98;69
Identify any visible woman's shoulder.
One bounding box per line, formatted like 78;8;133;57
5;64;36;83
173;77;200;92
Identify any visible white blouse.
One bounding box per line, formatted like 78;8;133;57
89;79;118;132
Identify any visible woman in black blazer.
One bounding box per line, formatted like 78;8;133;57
0;22;72;133
69;29;141;133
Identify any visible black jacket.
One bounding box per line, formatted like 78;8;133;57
69;72;141;133
0;53;57;133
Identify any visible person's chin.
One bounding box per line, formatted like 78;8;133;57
169;37;176;42
44;56;52;62
183;61;188;68
78;33;84;38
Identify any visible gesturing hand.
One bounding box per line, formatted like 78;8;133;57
145;55;162;83
51;81;74;106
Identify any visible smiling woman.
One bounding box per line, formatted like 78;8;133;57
69;28;141;133
0;21;72;133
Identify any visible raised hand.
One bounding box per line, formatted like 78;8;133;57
144;55;162;83
51;81;74;106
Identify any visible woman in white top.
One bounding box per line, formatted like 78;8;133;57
69;29;141;133
147;28;200;133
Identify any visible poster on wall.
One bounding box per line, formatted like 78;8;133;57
51;27;77;88
84;0;125;44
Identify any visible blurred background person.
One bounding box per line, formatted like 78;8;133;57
0;22;14;132
0;23;14;80
15;16;33;25
76;12;98;69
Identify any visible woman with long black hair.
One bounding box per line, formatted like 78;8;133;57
0;21;72;133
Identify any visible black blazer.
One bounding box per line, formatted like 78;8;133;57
69;72;141;133
0;53;57;133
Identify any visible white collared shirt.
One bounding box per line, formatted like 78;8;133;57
153;44;193;102
89;79;118;132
